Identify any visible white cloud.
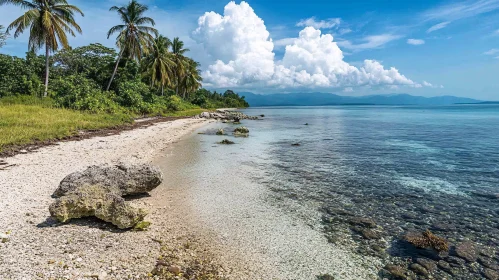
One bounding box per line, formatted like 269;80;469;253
296;17;341;29
422;81;433;87
343;87;354;92
484;48;499;55
192;2;428;91
274;37;297;48
427;21;451;33
407;38;425;45
337;34;402;51
337;28;352;35
423;0;499;21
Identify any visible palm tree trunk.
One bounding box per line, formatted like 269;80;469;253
107;49;124;91
161;85;164;96
43;45;50;97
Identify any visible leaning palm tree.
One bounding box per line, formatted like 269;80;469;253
142;35;175;95
0;25;7;48
179;58;203;99
170;37;189;95
106;0;158;91
1;0;84;97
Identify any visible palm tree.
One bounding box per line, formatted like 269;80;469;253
142;35;175;95
1;0;84;97
180;58;202;99
171;37;189;95
106;0;158;91
0;25;7;48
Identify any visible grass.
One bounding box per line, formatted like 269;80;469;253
0;104;133;152
0;96;208;153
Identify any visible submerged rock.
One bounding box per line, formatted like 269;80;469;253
404;229;449;253
233;126;249;135
384;264;408;279
219;139;235;145
49;185;147;229
53;164;163;197
454;241;478;262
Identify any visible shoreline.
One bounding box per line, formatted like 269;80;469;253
0;117;213;279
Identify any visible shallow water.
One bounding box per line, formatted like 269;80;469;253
163;105;499;279
238;105;499;279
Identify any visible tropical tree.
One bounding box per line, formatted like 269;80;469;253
0;0;84;97
179;58;202;99
106;0;158;91
170;37;189;95
142;35;175;95
0;25;7;48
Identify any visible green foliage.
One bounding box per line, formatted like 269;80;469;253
0;53;43;97
51;74;120;113
189;89;249;109
115;79;149;112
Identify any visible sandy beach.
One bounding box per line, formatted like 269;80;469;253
0;118;213;279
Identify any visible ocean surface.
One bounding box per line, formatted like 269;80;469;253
183;105;499;279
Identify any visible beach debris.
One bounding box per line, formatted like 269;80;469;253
219;139;235;145
49;164;163;229
0;232;10;243
404;229;449;253
216;128;225;135
53;164;163;198
233;126;249;136
49;185;147;229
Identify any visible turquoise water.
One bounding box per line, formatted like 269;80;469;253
198;105;499;279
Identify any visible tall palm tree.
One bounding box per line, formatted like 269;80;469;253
142;35;175;95
106;0;158;91
170;37;189;95
1;0;84;97
0;25;7;48
180;58;202;99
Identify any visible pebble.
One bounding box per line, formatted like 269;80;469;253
168;265;181;274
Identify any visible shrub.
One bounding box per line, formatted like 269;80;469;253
51;74;121;113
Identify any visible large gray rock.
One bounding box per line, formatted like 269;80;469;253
53;164;163;198
49;185;147;229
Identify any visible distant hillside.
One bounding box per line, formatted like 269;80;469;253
240;92;482;107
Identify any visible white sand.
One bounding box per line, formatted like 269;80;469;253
0;118;210;279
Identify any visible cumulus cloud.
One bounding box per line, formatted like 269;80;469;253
296;17;341;29
407;39;425;45
192;1;429;91
427;21;451;33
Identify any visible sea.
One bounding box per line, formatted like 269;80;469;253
165;105;499;279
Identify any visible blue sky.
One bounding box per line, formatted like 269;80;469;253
1;0;499;100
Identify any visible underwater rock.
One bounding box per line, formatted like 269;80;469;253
404;229;449;253
219;139;235;145
53;164;163;197
454;241;479;262
483;268;499;280
416;258;437;272
384;264;408;279
410;263;429;276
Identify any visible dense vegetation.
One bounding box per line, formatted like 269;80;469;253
0;0;249;116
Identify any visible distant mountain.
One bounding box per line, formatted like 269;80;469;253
240;92;482;107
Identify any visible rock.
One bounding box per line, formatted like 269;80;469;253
168;265;181;275
0;233;9;243
355;228;381;240
454;241;478;262
347;217;376;228
200;112;211;118
416;258;437;272
431;223;456;232
53;164;163;198
49;185;147;229
483;268;499;280
438;260;452;272
446;256;466;266
260;114;265;117
216;128;224;135
479;256;499;270
410;263;429;276
218;139;235;145
233;126;249;135
291;143;301;146
317;274;335;280
384;264;407;279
